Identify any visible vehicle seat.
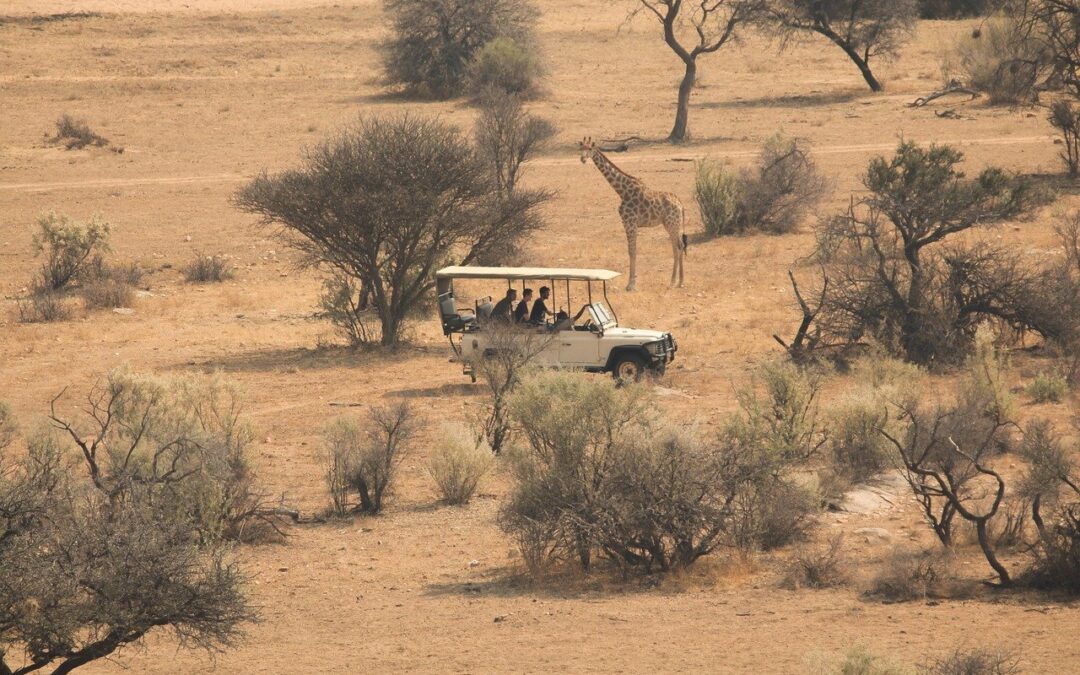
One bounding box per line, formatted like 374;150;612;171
439;292;475;334
475;297;494;321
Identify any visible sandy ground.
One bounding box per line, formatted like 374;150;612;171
1;2;1078;673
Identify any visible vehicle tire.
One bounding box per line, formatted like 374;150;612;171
611;353;646;384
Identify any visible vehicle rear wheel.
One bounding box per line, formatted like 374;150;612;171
611;353;646;384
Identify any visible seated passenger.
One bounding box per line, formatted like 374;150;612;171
529;286;553;325
514;288;533;323
490;288;517;324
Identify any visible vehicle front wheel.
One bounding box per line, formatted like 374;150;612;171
611;353;646;384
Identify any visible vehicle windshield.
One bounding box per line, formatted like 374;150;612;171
589;302;616;328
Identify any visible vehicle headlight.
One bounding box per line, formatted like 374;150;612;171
646;340;665;355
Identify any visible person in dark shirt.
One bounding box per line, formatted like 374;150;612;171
514;288;533;323
490;288;517;323
529;286;552;325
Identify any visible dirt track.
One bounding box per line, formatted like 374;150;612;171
2;2;1079;673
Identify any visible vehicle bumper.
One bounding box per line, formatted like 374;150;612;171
646;334;677;367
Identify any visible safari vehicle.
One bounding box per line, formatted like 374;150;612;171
435;266;677;382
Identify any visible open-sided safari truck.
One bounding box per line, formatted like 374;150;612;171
435;266;677;382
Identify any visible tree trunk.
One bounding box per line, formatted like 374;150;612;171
976;519;1012;586
841;45;882;92
814;24;883;92
380;310;401;347
668;60;696;143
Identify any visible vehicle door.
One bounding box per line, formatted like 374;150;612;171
557;305;602;367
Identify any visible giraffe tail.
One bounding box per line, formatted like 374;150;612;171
681;232;689;255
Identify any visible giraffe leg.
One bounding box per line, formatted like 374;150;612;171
625;226;638;292
667;227;683;288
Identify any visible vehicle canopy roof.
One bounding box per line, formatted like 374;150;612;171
435;266;621;282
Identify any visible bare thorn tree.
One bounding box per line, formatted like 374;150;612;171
882;398;1014;585
631;0;763;142
1;391;257;675
761;0;918;92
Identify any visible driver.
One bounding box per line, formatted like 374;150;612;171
553;304;591;331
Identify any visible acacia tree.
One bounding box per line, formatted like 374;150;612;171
235;115;546;346
632;0;763;142
762;0;918;92
794;141;1044;365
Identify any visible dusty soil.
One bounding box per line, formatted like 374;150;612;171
1;2;1077;673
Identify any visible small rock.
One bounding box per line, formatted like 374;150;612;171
112;307;134;315
278;566;288;572
184;235;192;242
853;527;893;543
468;559;480;568
493;614;511;623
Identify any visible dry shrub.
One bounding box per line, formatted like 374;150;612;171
740;135;828;235
866;547;953;601
46;369;284;544
696;135;826;237
184;252;234;283
922;647;1021;675
471;88;554;264
781;535;847;590
1025;506;1080;592
501;373;740;574
17;289;72;323
468;37;543;97
944;16;1042;105
80;277;134;309
324;403;416;515
1050;100;1080;177
427;425;494;505
50;114;109;149
319;273;375;347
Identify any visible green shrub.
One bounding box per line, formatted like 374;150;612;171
31;212;111;291
427;426;494;505
822;645;908;675
695;159;742;236
382;0;538;99
696;136;825;237
826;398;891;484
468;37;542;96
1027;371;1068;404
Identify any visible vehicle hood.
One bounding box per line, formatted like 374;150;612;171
603;327;668;341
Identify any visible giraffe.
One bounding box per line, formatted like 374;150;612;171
578;137;686;291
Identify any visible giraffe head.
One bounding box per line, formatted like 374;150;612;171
578;137;596;164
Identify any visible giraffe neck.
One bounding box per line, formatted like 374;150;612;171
591;150;639;201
